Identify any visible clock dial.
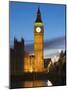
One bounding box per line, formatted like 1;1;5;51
36;27;41;32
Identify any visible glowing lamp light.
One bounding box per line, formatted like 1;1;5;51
30;67;33;72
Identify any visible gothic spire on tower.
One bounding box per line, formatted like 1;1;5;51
35;7;42;22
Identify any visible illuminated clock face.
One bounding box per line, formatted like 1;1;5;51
36;27;41;32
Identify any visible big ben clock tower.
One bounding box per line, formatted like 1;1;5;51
34;8;44;72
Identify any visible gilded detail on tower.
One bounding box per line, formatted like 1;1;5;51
24;8;44;72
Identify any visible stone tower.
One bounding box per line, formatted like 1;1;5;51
34;8;44;72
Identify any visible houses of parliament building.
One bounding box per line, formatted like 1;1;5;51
10;8;46;75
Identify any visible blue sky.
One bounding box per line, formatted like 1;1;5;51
10;2;65;43
9;2;66;57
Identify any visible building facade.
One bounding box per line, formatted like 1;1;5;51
10;38;24;75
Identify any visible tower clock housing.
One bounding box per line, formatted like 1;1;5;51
34;8;44;72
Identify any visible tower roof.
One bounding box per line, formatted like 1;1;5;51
35;8;42;22
37;8;41;15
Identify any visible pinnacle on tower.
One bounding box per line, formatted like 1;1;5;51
35;8;42;22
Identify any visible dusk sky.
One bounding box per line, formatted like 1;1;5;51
9;1;66;57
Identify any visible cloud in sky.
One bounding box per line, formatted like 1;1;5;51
24;36;65;53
